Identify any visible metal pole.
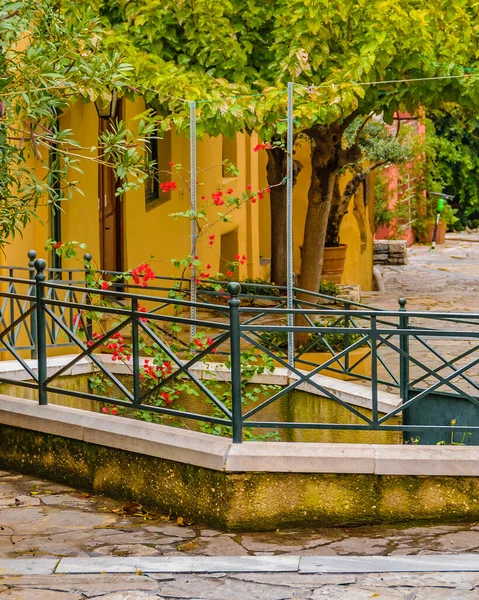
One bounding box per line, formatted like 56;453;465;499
190;101;197;342
131;297;140;403
84;253;93;343
399;298;409;402
34;258;48;405
286;82;295;366
28;250;37;359
228;282;243;443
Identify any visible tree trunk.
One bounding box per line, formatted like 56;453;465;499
325;172;365;247
266;146;303;287
296;122;361;347
267;147;287;286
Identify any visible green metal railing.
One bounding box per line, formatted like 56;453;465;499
1;256;479;443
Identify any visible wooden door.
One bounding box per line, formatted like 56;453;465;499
98;102;124;274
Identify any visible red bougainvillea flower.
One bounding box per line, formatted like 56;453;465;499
201;195;206;200
100;281;109;290
168;161;174;166
235;253;240;260
111;407;118;415
207;338;213;346
200;272;210;278
240;255;247;265
212;191;224;206
247;184;252;190
227;270;233;277
250;196;257;203
258;191;264;200
226;188;234;194
160;181;177;193
208;235;215;246
101;407;108;413
131;263;155;287
253;142;272;152
206;264;212;270
53;241;61;249
266;188;271;193
160;392;171;404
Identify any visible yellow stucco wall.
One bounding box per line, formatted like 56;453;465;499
3;99;373;292
258;139;374;291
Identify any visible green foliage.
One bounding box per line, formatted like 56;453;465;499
374;175;394;230
0;0;155;247
260;318;361;354
426;107;479;227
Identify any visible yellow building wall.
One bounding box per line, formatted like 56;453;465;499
2;99;373;292
258;139;374;291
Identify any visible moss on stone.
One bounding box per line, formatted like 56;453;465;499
1;423;478;531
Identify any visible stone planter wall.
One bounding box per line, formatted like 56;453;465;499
373;240;408;266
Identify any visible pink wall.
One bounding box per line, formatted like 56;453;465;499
374;113;425;247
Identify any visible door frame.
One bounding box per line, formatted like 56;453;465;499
98;100;124;274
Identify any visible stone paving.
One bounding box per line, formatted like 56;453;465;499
2;471;479;561
1;470;479;597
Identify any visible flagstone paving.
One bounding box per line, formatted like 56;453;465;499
1;470;479;562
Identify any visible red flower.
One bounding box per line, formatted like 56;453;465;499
111;407;118;415
266;188;271;193
227;270;233;277
207;338;213;346
160;392;171;404
226;188;234;194
101;407;108;413
168;161;174;166
235;254;240;260
101;281;109;290
208;234;215;246
247;184;252;190
206;264;212;269
251;196;257;203
253;143;266;152
53;241;61;249
212;191;224;206
160;181;177;193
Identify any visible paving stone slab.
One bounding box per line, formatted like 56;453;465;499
0;558;58;575
56;555;301;574
299;554;479;573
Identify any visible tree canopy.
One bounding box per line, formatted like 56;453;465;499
0;0;152;245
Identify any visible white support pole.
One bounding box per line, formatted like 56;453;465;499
286;82;295;366
190;101;197;342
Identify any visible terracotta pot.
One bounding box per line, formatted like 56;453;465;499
321;244;348;284
417;221;446;244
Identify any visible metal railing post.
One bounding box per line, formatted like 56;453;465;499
28;250;38;359
399;298;409;402
131;297;141;403
34;259;48;405
228;282;243;443
370;314;378;427
343;301;350;374
84;253;93;342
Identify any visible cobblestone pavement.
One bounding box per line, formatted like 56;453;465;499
1;470;479;597
1;570;478;599
365;236;479;310
362;237;479;396
3;471;479;561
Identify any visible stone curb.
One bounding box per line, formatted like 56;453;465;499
1;394;479;475
1;555;479;576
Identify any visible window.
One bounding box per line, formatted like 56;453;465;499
222;134;237;178
145;128;172;205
